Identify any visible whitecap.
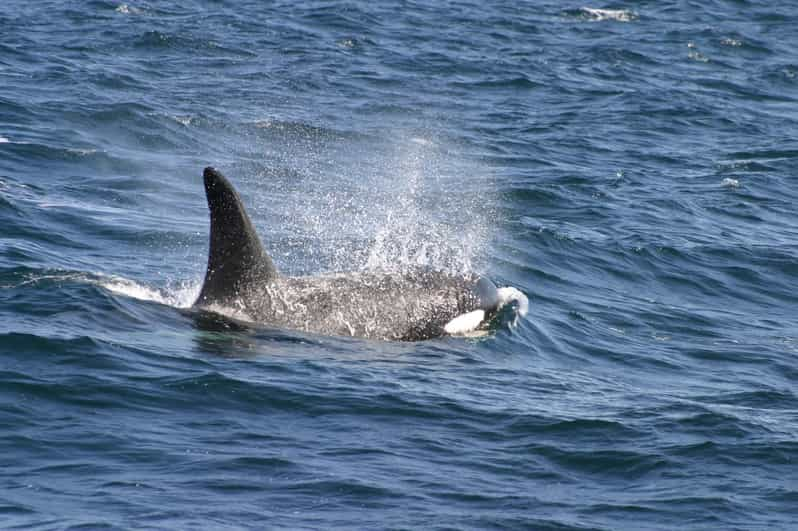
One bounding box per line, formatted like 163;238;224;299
0;136;9;143
688;51;710;63
115;4;140;15
581;7;637;22
170;115;193;126
721;177;740;188
687;42;710;62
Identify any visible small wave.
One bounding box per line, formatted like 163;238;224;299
96;275;200;309
136;30;174;49
0;271;84;290
721;178;740;188
336;38;357;50
115;4;142;15
720;37;742;47
1;269;199;308
576;7;638;22
0;136;9;143
687;42;710;63
65;147;98;156
171;115;193;126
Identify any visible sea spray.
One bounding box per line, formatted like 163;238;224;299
245;127;497;277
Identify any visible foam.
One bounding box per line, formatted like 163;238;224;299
97;275;200;309
171;115;193;126
115;4;141;15
97;275;264;324
497;286;529;317
581;7;637;22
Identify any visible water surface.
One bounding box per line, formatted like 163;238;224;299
1;1;797;529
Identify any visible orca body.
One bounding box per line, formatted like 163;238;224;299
194;167;514;341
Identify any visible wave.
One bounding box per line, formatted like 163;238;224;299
94;275;200;309
565;7;638;22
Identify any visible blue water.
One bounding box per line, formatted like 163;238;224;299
2;1;797;529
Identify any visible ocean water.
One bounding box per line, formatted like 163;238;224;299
1;1;797;529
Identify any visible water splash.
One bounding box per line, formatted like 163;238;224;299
251;128;495;277
363;136;491;275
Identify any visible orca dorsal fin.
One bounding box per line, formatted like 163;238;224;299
196;167;278;306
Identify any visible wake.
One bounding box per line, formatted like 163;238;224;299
94;275;200;309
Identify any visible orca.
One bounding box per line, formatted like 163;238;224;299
194;167;525;341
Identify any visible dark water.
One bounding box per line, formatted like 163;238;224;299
2;1;797;529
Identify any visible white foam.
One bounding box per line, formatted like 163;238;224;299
497;287;529;317
687;42;710;63
115;4;140;15
721;178;740;188
97;275;200;308
172;115;193;126
0;136;9;143
721;38;742;47
581;7;637;22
